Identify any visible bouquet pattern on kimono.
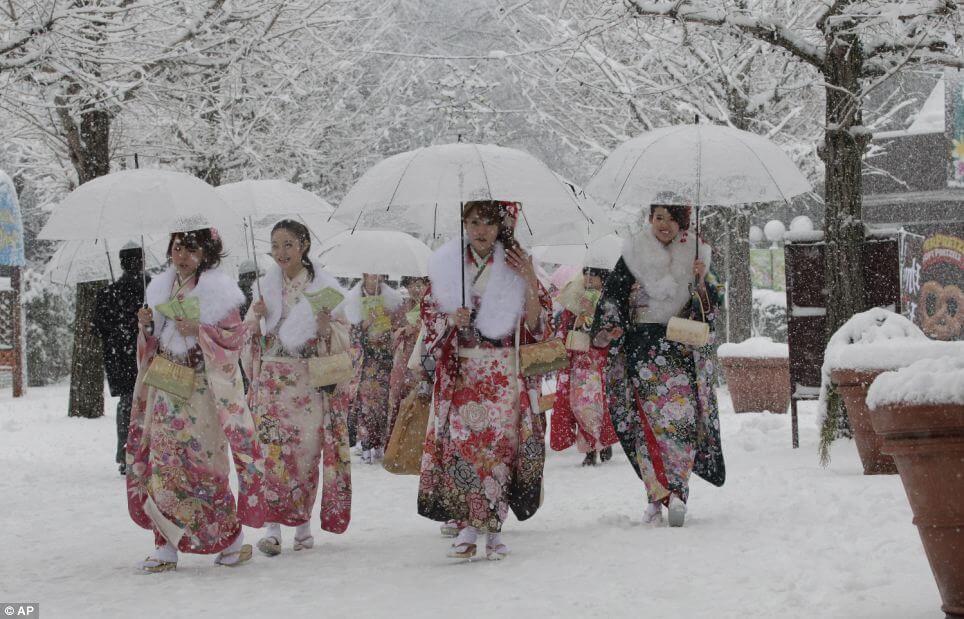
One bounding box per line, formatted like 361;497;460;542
126;267;266;554
417;239;551;532
243;262;352;532
387;300;422;437
550;307;619;454
591;229;725;505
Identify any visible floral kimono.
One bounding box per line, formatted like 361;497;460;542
343;282;403;452
591;227;725;505
242;260;353;533
387;299;422;437
126;267;265;554
418;239;551;532
550;279;619;454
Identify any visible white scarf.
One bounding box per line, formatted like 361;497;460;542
253;258;346;354
340;281;404;325
146;266;245;355
621;225;711;325
427;238;526;340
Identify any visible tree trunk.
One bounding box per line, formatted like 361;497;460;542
64;106;112;418
68;279;106;418
727;211;753;342
821;27;867;343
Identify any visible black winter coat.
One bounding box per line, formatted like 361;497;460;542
93;272;148;395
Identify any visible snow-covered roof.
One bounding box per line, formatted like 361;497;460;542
874;77;944;140
867;354;964;408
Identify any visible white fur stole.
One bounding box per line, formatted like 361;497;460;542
427;238;526;340
254;259;347;354
146;266;245;355
340;281;403;325
621;225;711;324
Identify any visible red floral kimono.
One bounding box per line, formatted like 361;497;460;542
126;267;265;554
550;307;619;454
417;240;551;532
387;299;422;437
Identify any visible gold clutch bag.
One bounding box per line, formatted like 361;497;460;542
565;330;591;352
519;338;568;377
143;355;196;400
308;352;354;388
666;292;709;347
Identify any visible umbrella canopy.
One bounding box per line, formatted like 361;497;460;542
586;124;811;227
45;237;168;286
215;180;334;224
38;170;242;248
329;143;612;246
316;230;432;278
534;233;623;270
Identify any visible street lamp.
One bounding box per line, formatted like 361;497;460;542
764;220;786;289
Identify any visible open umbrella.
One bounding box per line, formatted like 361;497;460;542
586;123;811;230
216;180;346;296
38;170;242;330
44;237;168;286
316;230;432;278
533;233;623;270
328;143;613;246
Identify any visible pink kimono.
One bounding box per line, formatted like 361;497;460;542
242;261;352;532
126;267;265;554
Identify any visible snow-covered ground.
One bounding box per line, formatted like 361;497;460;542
0;384;938;619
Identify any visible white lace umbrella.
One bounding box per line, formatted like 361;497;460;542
316;230;432;278
45;237;168;286
586;124;811;229
328;143;613;246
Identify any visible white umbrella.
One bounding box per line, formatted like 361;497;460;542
45;237;168;286
38;169;242;247
316;230;432;278
533;233;623;270
329;143;613;246
586;123;811;228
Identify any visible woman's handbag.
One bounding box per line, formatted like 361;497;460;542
143;354;196;400
565;330;591;352
519;337;569;377
308;352;354;388
382;389;431;475
666;291;709;347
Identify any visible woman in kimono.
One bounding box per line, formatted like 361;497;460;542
244;219;353;557
343;272;403;463
591;202;725;527
550;267;619;466
129;228;265;572
387;275;429;437
418;200;551;561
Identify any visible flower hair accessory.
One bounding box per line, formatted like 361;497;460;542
210;228;221;242
497;201;521;225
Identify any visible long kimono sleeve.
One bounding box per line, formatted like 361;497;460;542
319;318;353;533
197;309;267;529
549;310;578;451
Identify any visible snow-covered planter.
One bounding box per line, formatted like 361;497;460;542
718;337;789;414
867;355;964;618
818;308;930;470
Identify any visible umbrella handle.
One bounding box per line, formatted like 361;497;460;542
247;217;268;341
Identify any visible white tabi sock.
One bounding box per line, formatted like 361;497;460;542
263;522;282;542
149;541;178;563
295;521;311;540
455;526;479;546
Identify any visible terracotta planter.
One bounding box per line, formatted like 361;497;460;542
830;368;897;475
870;402;964;618
720;356;790;414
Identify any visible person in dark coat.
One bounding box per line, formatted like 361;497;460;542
93;245;148;475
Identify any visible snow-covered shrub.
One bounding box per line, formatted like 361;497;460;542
751;289;787;343
23;271;73;386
